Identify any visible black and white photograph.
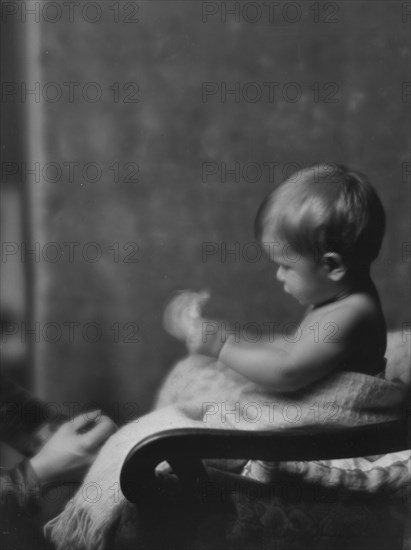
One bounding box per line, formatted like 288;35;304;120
1;1;410;549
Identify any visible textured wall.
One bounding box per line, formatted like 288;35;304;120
24;1;409;420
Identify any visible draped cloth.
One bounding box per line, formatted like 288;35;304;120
44;353;408;550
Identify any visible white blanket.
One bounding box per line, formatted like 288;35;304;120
44;355;407;550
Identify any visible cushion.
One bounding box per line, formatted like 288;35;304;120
242;451;411;493
243;331;411;493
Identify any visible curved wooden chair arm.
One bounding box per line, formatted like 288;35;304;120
120;417;410;503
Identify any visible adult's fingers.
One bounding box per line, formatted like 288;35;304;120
82;415;117;449
69;410;102;431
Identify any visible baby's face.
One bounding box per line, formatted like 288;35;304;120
264;234;331;307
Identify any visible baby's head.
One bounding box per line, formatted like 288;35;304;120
255;164;385;291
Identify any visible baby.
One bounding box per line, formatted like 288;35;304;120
165;164;387;392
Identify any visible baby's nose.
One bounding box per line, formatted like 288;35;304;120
276;266;285;282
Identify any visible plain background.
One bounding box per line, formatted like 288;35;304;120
1;1;410;423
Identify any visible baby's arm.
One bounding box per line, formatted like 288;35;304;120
207;301;371;392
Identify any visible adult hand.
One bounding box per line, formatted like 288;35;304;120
29;413;117;487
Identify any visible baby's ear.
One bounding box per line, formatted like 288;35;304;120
321;252;346;281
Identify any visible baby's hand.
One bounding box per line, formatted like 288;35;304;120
163;290;210;342
185;319;225;357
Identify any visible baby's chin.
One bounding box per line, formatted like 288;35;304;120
283;286;301;303
291;293;311;307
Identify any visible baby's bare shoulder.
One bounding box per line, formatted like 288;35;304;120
331;292;379;317
304;292;382;334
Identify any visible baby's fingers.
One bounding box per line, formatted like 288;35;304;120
163;293;192;338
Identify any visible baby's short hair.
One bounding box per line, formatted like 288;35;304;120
255;164;385;268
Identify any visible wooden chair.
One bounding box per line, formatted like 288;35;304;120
120;415;410;550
